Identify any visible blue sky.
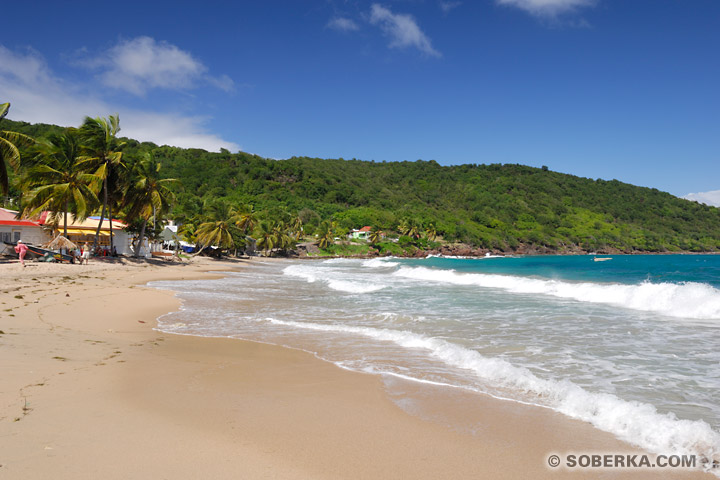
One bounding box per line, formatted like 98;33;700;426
1;0;718;201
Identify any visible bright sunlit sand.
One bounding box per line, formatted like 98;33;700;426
0;257;713;479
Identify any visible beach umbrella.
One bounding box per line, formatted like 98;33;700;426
45;235;78;251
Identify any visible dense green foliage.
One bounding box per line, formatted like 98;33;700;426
146;148;720;253
5;118;720;253
0;105;35;195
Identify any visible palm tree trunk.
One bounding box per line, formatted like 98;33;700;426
63;200;68;238
189;244;209;257
108;201;114;253
135;219;147;258
94;176;108;249
94;203;105;249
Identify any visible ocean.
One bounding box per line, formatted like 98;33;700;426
150;254;720;468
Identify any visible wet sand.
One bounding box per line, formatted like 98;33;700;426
0;256;712;479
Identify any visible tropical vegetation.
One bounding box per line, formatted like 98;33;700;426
3;110;720;256
19;131;101;237
0;103;34;195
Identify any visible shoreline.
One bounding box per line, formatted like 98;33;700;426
293;250;720;260
0;257;713;478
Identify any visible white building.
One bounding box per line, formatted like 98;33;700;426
38;212;134;256
0;208;49;254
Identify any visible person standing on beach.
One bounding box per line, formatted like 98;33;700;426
14;239;28;267
81;243;91;264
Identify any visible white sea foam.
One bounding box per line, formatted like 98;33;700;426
284;264;384;294
362;257;400;268
322;258;357;264
393;266;720;320
283;264;318;283
374;312;426;323
327;280;385;294
264;317;720;464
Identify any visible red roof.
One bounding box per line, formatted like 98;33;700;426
358;226;372;232
0;208;41;227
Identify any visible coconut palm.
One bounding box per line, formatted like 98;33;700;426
0;102;34;195
78;114;125;251
236;204;258;234
179;221;198;244
254;220;277;256
398;218;421;240
194;200;241;252
235;205;259;255
19;132;101;237
273;221;295;255
369;226;383;245
289;215;303;240
425;224;437;241
408;222;421;240
122;153;178;257
195;218;236;250
316;221;334;249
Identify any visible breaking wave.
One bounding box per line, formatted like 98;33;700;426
264;317;720;465
284;264;385;294
393;266;720;320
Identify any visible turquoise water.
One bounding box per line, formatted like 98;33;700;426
419;254;720;287
151;254;720;470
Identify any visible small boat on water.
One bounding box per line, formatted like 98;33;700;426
3;241;75;263
593;257;613;262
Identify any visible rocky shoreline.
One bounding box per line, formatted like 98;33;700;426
293;242;720;260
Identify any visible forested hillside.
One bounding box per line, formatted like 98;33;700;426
5;118;720;253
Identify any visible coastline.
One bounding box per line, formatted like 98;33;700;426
0;257;712;479
300;250;720;260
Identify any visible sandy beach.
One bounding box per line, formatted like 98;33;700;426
0;256;712;479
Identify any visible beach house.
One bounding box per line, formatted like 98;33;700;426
37;212;134;255
349;226;372;240
0;207;49;254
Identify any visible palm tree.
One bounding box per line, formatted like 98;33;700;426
369;226;383;245
273;221;295;255
255;220;277;256
425;224;437;242
19;132;101;237
402;219;420;239
236;204;258;234
179;221;198;244
78;114;125;251
0;102;34;196
122;153;178;257
235;205;259;255
407;222;420;240
316;221;334;249
195;218;236;251
289;215;303;241
194;200;241;253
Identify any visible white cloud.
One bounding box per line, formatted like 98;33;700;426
81;36;233;96
369;4;441;58
120;112;240;152
327;17;360;32
439;1;462;14
497;0;596;17
683;190;720;207
206;74;235;92
0;46;239;152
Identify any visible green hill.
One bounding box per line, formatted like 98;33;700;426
5;118;720;253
